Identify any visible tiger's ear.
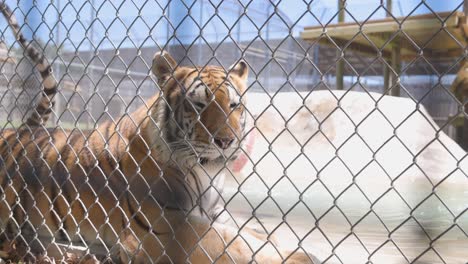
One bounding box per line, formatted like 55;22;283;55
229;60;248;81
152;51;177;81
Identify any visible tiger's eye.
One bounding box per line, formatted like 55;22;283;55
194;102;206;110
230;102;240;109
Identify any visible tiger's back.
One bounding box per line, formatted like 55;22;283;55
0;122;137;259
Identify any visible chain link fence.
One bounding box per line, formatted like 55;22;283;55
0;0;467;263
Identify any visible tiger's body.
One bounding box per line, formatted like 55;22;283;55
0;2;315;263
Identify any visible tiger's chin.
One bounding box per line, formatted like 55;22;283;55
197;148;241;166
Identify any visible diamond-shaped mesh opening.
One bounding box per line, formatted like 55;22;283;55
0;0;466;263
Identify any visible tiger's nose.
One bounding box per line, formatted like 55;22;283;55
214;137;234;149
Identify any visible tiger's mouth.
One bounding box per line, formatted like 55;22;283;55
196;144;240;164
199;153;239;166
199;156;224;165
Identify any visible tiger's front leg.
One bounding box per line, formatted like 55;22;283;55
122;210;316;263
211;203;280;247
166;215;316;263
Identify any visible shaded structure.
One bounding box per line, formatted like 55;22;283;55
301;10;468;147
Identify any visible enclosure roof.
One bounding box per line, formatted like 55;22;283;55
300;11;467;63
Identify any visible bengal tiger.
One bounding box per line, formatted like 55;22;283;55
0;2;316;263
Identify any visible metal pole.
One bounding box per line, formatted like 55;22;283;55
386;0;392;17
386;0;401;97
265;3;272;93
389;38;401;97
336;0;345;90
54;0;61;124
383;63;389;93
383;0;391;93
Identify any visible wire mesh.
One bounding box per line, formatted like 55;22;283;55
0;0;466;263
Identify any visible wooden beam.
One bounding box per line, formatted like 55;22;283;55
301;14;460;40
315;37;392;60
312;34;413;58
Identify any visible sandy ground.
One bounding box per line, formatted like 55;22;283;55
223;91;468;264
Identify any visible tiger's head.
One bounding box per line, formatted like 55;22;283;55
150;51;248;166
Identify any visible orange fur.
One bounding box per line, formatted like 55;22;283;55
0;53;315;263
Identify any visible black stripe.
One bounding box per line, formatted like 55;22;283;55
26;47;42;63
0;132;21;191
5;221;15;240
188;171;202;208
44;87;57;95
205;85;210;99
39;65;52;78
18;35;27;45
173;175;195;208
2;129;30;159
26;117;41;127
0;130;18;158
36;103;52;115
125;194;168;235
155;197;186;211
23;133;51;187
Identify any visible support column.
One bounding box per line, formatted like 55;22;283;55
383;63;390;93
336;0;345;90
389;38;401;97
383;0;392;93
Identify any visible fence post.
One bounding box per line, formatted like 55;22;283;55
389;37;401;97
335;0;345;90
383;0;391;93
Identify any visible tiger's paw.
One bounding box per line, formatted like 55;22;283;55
247;228;279;246
65;252;100;264
283;250;319;264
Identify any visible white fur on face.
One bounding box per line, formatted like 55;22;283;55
182;77;244;160
185;78;242;110
186;79;210;105
226;83;241;107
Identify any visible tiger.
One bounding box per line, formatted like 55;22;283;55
0;2;316;263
